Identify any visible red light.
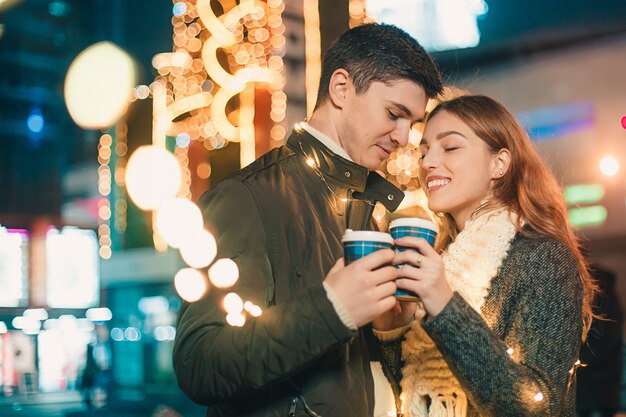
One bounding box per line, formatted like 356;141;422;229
622;116;626;129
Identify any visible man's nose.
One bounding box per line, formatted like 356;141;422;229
390;122;411;147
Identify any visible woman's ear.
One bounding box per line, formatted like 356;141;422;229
491;148;511;179
327;69;350;109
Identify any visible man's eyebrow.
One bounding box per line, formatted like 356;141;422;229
389;101;425;124
419;130;467;146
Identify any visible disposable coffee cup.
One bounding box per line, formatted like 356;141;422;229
389;218;438;302
342;229;394;265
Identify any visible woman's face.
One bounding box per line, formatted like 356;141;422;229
418;111;500;229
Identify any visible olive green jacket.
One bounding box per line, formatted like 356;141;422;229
173;128;404;417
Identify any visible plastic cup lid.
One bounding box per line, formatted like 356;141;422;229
341;229;394;245
389;217;438;233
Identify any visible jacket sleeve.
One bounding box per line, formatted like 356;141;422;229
172;179;354;405
421;239;583;417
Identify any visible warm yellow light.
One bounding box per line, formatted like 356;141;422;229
99;246;112;259
533;392;544;402
239;85;256;167
135;84;150;100
209;258;239;288
196;162;212;179
599;155;620;177
174;268;208;302
125;146;182;210
225;312;246;327
303;0;321;116
223;292;244;314
64;42;137;129
249;305;262;317
165;92;213;127
179;229;217;268
151;51;192;70
155;198;204;249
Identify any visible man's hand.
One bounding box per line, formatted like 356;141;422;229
324;249;398;328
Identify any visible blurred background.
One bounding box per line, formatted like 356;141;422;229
0;0;625;416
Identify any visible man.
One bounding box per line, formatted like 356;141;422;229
173;23;443;417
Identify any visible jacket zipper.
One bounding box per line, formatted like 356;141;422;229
288;396;298;416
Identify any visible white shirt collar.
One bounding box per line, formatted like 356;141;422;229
298;122;353;162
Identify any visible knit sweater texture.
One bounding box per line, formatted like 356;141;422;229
380;230;584;417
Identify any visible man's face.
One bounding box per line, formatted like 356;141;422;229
337;79;428;170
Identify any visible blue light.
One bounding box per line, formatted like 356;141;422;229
27;111;44;133
172;2;187;16
49;1;70;17
176;132;191;148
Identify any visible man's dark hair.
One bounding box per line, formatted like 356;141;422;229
314;23;443;109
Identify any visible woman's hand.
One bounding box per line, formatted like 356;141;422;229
394;237;454;318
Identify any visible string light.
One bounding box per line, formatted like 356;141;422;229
268;0;287;147
179;229;217;268
208;258;239;288
114;121;128;235
298;137;375;207
348;0;366;28
161;0;285;153
303;0;320;116
124;1;288;323
98;133;113;259
174;268;208;302
226;312;246;327
239;84;256;167
223;292;244;314
569;359;586;375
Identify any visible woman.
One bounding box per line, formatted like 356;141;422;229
374;95;595;417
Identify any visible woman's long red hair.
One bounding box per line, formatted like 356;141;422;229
426;95;595;339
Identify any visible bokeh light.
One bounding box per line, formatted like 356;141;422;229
599;155;620;177
125;146;182;210
208;258;239;288
225;313;245;327
174;268;208;302
176;132;191;147
223;292;243;314
27;110;44;133
64;41;136;129
179;229;217;268
155;198;203;248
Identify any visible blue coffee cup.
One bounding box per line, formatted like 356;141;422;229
389;218;438;302
342;229;394;265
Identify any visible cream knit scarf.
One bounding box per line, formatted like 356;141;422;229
400;208;518;417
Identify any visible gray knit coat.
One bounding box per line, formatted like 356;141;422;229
380;231;584;417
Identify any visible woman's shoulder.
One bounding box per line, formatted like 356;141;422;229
500;228;581;291
506;228;576;266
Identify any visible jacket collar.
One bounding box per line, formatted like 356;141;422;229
287;126;404;212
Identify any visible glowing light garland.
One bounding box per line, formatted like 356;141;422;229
124;0;295;323
97;133;113;259
154;0;286;165
303;0;320;116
